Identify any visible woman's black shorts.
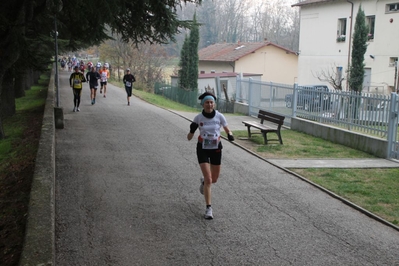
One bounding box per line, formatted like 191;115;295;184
196;142;222;165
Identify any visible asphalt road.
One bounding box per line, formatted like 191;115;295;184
55;70;399;266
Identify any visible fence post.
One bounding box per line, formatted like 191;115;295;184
387;93;399;159
215;76;221;100
292;83;298;118
236;74;241;103
269;82;273;109
248;78;253;115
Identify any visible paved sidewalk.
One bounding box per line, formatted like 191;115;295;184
170;110;399;169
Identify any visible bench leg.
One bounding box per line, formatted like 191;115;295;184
262;131;267;144
246;126;252;138
277;131;283;144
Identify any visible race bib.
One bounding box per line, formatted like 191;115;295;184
126;81;132;87
202;135;219;149
73;79;80;84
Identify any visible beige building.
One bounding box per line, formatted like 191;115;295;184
198;41;298;85
293;0;399;94
171;72;262;102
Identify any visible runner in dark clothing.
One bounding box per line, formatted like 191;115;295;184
122;68;136;106
86;67;101;105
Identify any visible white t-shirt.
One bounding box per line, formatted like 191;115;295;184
193;110;227;149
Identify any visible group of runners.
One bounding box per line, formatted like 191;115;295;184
69;63;135;111
68;56;231;219
67;57;233;220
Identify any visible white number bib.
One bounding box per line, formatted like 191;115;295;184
101;73;107;82
202;135;219;149
126;81;132;87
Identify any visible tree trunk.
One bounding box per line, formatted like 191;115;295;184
1;69;16;119
14;67;26;98
34;70;41;83
27;69;34;89
0;114;4;139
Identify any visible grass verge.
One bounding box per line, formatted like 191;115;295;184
0;74;48;266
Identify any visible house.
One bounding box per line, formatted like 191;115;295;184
292;0;399;94
197;41;298;85
170;72;262;102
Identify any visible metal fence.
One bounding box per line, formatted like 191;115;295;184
154;82;198;108
236;77;399;159
154;82;235;112
388;93;399;159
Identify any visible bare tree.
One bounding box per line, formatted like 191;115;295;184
313;65;345;91
165;1;300;61
99;35;169;90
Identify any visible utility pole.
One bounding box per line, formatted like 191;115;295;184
396;61;399;93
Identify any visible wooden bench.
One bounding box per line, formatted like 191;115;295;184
242;110;285;144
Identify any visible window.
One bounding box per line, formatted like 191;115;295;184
389;57;398;67
366;16;375;41
336;66;343;82
387;3;399;12
337;18;347;42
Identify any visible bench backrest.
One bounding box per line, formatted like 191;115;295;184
258;110;285;126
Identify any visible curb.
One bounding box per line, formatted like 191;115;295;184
19;67;56;265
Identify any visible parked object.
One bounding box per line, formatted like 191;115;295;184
242;110;285;144
285;85;330;111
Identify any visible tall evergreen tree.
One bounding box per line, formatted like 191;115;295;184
178;35;190;90
348;5;369;92
178;13;200;92
188;13;199;91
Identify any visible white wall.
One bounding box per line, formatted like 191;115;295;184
296;0;399;93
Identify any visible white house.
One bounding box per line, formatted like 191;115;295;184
292;0;399;94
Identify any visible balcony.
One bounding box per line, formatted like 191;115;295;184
336;35;346;42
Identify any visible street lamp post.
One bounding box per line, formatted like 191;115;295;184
49;0;64;129
54;13;60;107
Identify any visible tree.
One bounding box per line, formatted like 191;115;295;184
178;35;190;90
0;0;202;139
188;13;199;91
313;64;344;91
348;5;368;92
347;5;368;119
178;14;200;93
197;0;217;48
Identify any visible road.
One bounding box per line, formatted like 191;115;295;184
55;70;399;265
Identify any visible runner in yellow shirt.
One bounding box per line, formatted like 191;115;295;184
69;66;86;112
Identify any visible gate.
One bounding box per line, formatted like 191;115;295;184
387;93;399;159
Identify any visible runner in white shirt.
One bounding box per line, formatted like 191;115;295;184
98;65;110;97
187;92;234;220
